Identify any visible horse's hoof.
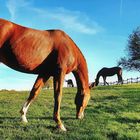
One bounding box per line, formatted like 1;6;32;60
76;112;84;119
21;119;28;123
57;124;67;131
20;116;28;123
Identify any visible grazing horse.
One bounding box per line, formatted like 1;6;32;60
93;67;123;86
0;19;90;131
65;79;74;87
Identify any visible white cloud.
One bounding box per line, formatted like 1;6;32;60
51;9;100;34
6;0;31;21
32;7;104;35
6;0;103;34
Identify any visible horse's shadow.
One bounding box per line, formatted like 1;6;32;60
0;116;76;131
0;116;75;121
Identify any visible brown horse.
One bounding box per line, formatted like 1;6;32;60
90;67;123;87
0;18;90;131
65;79;74;87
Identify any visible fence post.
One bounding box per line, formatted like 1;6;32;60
131;78;133;84
137;77;138;83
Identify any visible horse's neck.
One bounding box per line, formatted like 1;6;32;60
96;72;101;82
73;54;89;93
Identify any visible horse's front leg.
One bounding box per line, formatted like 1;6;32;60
20;74;49;123
53;69;66;131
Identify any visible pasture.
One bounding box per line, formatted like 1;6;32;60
0;84;140;140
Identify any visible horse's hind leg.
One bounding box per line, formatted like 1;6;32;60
103;77;106;85
53;69;66;131
20;74;49;123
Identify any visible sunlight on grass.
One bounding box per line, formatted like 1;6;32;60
0;84;140;139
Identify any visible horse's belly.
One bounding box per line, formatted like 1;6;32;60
1;57;43;74
14;47;53;73
16;54;47;71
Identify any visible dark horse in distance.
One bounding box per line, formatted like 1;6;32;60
90;67;123;88
0;19;90;131
65;79;74;87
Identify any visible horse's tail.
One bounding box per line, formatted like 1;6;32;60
118;68;123;84
119;68;122;76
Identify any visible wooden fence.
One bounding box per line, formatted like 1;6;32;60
99;77;140;86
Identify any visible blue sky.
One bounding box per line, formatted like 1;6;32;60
0;0;140;90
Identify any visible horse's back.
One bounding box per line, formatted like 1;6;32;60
99;67;122;76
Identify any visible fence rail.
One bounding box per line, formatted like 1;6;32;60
99;77;140;86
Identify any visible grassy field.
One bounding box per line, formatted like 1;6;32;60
0;84;140;140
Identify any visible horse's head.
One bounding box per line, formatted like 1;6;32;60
75;89;90;119
89;82;95;89
89;79;99;88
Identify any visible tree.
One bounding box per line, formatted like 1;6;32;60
118;26;140;71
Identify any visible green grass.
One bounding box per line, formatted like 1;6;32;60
0;84;140;139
